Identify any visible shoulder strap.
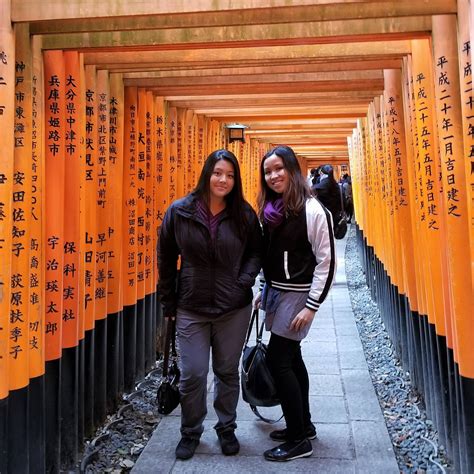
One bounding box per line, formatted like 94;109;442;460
244;308;266;345
162;318;176;377
244;308;258;345
250;405;284;424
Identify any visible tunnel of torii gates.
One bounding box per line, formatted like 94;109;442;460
0;0;473;472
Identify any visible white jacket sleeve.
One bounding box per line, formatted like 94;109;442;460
305;198;337;311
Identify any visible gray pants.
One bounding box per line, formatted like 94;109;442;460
176;304;252;439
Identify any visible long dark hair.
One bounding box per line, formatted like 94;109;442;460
257;145;311;219
193;149;249;237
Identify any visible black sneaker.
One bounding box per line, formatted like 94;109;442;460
175;437;200;460
270;423;317;441
264;438;313;462
218;430;240;456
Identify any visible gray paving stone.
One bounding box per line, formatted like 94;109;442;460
310;374;344;396
304;355;340;375
312;317;335;329
338;348;368;370
311;423;354;460
308;327;337;341
351;420;399;473
342;369;384;421
172;455;357;473
301;340;338;357
310;395;349;424
334;321;360;337
337;335;364;351
333;309;356;320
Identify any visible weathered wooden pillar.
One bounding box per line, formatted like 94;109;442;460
432;14;474;473
93;68;110;426
144;90;155;371
43;48;66;474
82;64;97;437
122;86;138;392
107;72;125;410
60;49;81;469
29;31;46;474
0;0;13;469
383;68;418;368
457;0;474;284
135;87;147;380
410;38;448;438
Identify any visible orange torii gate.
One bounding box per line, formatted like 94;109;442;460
1;1;474;473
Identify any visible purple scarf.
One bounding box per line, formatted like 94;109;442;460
263;198;285;229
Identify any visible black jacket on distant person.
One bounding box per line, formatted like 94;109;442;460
158;193;262;318
312;176;343;222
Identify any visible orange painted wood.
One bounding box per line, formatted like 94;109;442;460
0;0;15;401
384;69;418;311
457;0;474;294
107;73;125;315
411;39;449;338
145;90;155;296
94;69;111;320
433;15;474;377
167;107;178;204
136;88;147;301
82;65;97;330
154;96;169;233
9;23;32;390
43;50;65;361
61;50;81;348
29;34;45;379
122;86;138;307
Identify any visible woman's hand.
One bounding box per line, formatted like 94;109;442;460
253;291;262;309
290;307;316;332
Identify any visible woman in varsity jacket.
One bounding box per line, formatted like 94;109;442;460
255;145;336;462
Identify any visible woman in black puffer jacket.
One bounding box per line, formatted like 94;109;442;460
158;149;262;461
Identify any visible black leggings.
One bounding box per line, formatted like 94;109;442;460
266;333;311;441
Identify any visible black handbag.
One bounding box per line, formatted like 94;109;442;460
241;309;282;423
333;212;348;240
157;317;180;415
333;186;348;240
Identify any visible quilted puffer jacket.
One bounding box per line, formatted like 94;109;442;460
158;193;262;317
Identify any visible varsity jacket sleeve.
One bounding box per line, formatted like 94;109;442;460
236;207;263;289
305;198;337;312
157;204;180;317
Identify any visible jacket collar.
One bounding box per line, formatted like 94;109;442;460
175;193;230;222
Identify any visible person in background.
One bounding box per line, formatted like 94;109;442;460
312;166;322;186
311;164;343;225
255;145;336;462
158;149;262;461
307;167;318;187
342;174;353;223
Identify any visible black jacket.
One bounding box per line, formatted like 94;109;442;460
158;193;262;317
312;176;343;221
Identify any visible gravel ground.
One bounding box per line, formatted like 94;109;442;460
79;225;452;473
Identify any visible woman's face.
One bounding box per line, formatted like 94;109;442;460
263;154;288;194
209;159;235;200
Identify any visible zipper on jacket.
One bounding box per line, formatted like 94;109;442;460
209;237;216;306
284;251;290;279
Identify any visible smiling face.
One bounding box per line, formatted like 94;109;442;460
263;153;289;195
209;159;235;200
